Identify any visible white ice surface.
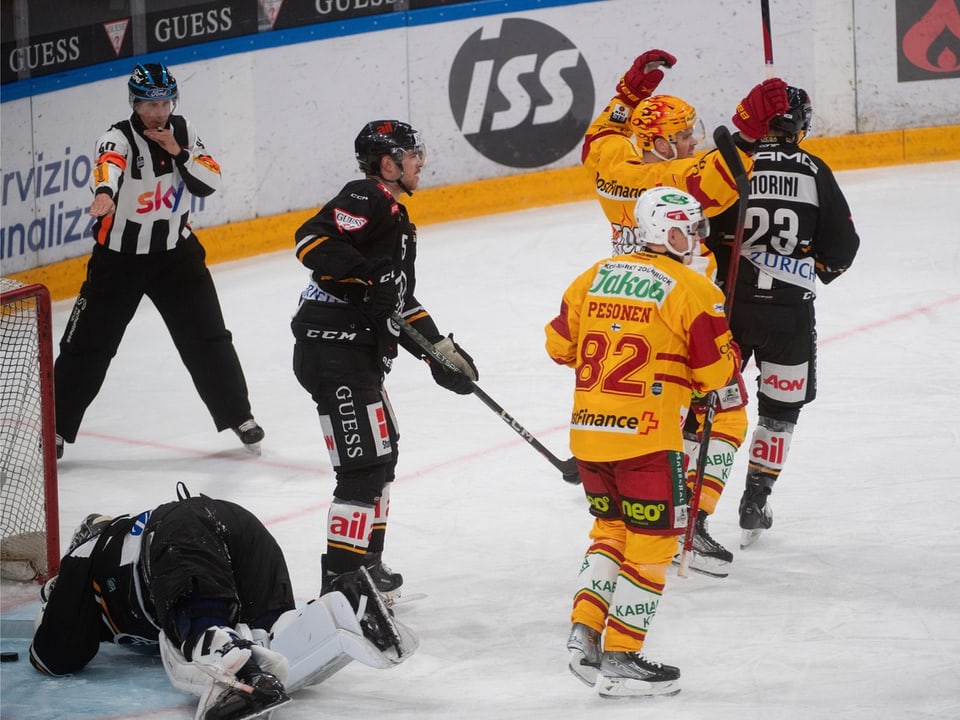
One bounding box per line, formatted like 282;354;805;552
2;160;959;720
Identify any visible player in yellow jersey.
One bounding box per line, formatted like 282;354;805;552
582;50;788;574
546;188;744;698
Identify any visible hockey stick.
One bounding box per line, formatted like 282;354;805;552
761;0;775;78
390;312;581;484
677;125;750;578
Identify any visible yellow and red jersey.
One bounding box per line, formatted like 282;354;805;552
545;251;737;462
582;98;753;252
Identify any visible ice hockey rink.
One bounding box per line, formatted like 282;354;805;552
2;159;959;720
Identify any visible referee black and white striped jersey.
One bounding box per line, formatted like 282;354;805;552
90;113;220;254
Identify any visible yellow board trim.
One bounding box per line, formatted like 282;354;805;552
9;125;960;302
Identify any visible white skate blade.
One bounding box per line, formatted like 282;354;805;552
239;694;292;720
671;553;729;578
567;649;599;687
596;674;681;698
740;527;764;549
242;441;262;456
385;592;428;609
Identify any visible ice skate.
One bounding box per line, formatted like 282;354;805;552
596;651;680;698
739;485;773;548
566;622;601;686
322;564;410;658
691;510;733;575
672;510;732;578
66;513;114;554
233;419;264;455
364;551;403;597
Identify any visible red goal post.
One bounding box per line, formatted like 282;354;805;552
1;278;60;582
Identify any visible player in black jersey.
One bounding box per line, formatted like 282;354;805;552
706;87;860;547
291;120;478;600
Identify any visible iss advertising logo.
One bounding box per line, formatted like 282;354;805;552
448;18;594;168
896;0;960;81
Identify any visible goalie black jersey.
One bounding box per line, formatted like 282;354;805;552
29;514;160;676
707;138;860;304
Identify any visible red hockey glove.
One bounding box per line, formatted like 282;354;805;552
615;49;677;106
359;259;399;320
732;78;789;140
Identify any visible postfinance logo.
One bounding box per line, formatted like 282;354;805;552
449;18;594;168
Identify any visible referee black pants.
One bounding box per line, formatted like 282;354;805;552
54;236;253;441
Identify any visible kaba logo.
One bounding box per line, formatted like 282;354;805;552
137;181;186;214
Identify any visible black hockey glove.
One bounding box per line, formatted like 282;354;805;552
359;259;399;320
428;335;478;395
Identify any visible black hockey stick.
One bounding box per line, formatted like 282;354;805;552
390;312;581;484
678;125;750;578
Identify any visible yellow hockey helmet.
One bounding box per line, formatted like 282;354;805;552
630;95;700;151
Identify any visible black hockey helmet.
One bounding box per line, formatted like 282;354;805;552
768;86;812;140
128;63;178;109
355;120;425;175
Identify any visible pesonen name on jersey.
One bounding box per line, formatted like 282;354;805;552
589;261;675;306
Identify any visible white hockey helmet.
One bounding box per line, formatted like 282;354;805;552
633;187;708;258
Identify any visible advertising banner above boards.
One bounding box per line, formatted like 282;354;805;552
0;0;483;86
2;0;958;279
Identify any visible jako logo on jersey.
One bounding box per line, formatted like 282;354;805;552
136;181;185;213
589;262;675;305
334;208;367;233
448;18;594;168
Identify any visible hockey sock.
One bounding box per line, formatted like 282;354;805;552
366;484;391;555
572;519;624;632
326;500;376;572
746;416;795;485
603;533;674;653
687;437;738;515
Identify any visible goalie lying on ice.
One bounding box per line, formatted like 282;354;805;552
29;485;416;719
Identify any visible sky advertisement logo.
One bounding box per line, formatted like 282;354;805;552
448;18;594;169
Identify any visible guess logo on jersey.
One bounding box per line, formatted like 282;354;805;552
334;208;367;232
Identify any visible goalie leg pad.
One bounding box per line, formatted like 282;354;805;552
268;600;355;692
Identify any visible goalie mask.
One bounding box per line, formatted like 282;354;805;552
633;187;709;259
129;63;178;110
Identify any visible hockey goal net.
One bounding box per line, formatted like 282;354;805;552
1;278;60;582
